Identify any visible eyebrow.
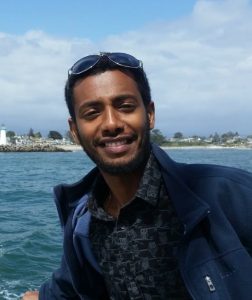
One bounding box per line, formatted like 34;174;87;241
113;94;138;102
79;94;138;109
78;100;102;109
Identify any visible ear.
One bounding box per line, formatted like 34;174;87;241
146;101;155;130
68;117;80;145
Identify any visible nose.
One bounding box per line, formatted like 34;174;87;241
101;107;124;136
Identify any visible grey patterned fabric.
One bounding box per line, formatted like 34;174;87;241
88;153;191;299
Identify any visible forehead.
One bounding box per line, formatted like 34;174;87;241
73;69;141;100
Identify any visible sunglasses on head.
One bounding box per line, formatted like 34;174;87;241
68;52;143;79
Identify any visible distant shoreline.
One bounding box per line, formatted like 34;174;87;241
1;144;252;153
59;144;252;152
161;145;252;150
0;144;71;152
59;144;82;151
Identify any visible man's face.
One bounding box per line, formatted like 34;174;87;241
69;69;155;174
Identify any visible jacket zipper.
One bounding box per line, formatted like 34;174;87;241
205;275;216;292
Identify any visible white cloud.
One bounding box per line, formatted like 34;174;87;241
0;31;97;134
102;0;252;135
1;0;252;136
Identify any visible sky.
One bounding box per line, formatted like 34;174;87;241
0;0;252;137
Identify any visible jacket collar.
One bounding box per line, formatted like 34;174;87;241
54;167;99;227
152;144;210;234
54;144;210;234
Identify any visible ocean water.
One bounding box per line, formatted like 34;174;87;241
1;148;252;299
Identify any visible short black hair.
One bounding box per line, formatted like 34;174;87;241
65;56;152;121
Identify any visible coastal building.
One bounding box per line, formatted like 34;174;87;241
0;124;7;145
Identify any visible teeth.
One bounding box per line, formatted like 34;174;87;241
105;140;127;147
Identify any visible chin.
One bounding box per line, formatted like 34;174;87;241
80;127;151;175
96;148;151;175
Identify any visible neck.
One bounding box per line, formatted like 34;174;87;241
100;167;144;217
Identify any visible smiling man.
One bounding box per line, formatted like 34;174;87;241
23;53;252;300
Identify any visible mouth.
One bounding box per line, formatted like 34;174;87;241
98;135;137;148
104;139;128;148
95;135;137;155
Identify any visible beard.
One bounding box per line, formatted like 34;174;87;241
77;123;151;175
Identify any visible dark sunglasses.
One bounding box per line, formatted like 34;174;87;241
68;52;143;78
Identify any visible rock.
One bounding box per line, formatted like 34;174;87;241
0;144;71;152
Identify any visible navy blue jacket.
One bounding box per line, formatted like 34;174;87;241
39;144;252;299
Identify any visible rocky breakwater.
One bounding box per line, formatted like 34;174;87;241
0;144;71;152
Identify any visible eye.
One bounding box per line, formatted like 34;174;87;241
119;102;136;112
81;109;100;120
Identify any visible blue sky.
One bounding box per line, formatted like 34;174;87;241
0;1;196;39
0;0;252;137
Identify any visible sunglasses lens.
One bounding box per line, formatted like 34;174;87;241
68;53;142;78
69;55;100;75
108;52;141;68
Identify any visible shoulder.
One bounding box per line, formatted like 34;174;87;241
179;162;252;189
176;162;252;219
152;143;252;189
152;145;252;236
54;167;99;226
152;144;252;204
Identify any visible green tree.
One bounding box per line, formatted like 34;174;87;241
28;128;35;138
34;132;42;139
173;132;183;139
150;129;166;145
6;131;16;138
48;130;63;140
212;132;220;143
221;131;238;142
6;131;16;144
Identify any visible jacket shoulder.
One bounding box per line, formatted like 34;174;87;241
53;167;99;226
178;162;252;190
152;143;252;189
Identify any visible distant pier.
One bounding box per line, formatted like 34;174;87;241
0;144;71;152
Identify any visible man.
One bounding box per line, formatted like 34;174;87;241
23;52;252;300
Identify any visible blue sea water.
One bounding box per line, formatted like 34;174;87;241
0;148;252;299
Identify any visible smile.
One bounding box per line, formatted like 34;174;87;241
96;135;138;155
105;140;128;147
98;134;137;148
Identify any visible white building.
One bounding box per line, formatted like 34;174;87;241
0;124;7;145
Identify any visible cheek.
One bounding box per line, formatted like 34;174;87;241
124;111;148;128
75;122;89;139
76;120;101;144
134;115;149;132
